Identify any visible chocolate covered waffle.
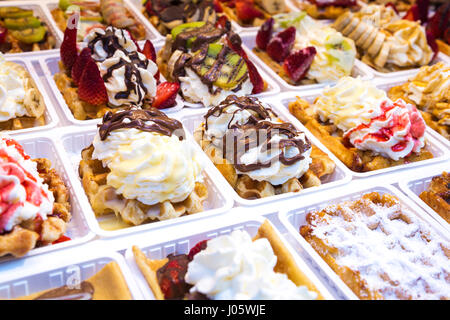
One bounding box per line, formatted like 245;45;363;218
0;136;71;258
388;62;450;140
419;172;450;223
289;77;434;172
194;95;335;199
0;57;46;131
79;108;208;228
300;192;450;300
133;219;323;300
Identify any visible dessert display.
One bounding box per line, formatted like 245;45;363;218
289;77;434;172
194;95;336;199
419;172;449;223
0;6;57;53
216;0;289;28
388;62;449;140
157;19;265;107
133;220;322;300
0;135;71;258
294;0;360;20
51;0;146;41
142;0;218;36
79;108;208;228
54;13;178;120
333;4;435;72
18;262;132;300
253;12;356;85
0;55;46;131
300;192;450;300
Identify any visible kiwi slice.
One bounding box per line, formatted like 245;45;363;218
4;16;41;30
192;43;248;90
171;21;206;39
0;7;33;19
11;26;46;44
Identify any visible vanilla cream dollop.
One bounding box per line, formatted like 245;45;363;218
91;128;204;206
185;230;318;300
0;136;54;233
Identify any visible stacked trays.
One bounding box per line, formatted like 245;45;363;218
0;0;448;300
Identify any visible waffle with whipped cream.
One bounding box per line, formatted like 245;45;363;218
195;95;336;199
79;108;208;228
300;192;450;300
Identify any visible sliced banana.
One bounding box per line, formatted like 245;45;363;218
373;41;391;68
333;11;352;32
348;22;366;42
355;24;375;47
367;32;386;57
361;28;379;51
341;18;359;36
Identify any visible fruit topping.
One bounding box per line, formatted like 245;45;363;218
61;13;79;70
311;0;357;8
426;3;450;44
188;240;208;261
385;2;399;14
425;30;438;62
235;0;264;23
171;21;206;40
152;81;180;109
157;254;191;300
140;40;160;81
215;15;230;30
52;235;71;245
266;26;296;63
0;27;7;44
11;26;46;44
77;56;108;105
283;46;316;82
71;47;92;86
0;7;33;19
4;16;41;30
256;18;274;50
214;0;224;13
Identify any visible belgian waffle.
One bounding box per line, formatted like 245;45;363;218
288;97;434;172
300;192;450;300
0;158;71;258
79;145;208;226
419;172;450;223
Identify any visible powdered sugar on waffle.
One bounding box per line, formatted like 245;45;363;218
310;198;450;300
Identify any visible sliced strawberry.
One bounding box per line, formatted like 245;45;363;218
266;27;296;63
256;18;274;50
403;4;419;21
157;254;191;299
141;40;156;62
60;13;79;71
153;82;179;109
71;47;91;86
313;0;356;7
145;0;155;15
215;15;230;30
188;240;208;261
425;30;438;61
52;235;71;245
235;0;263;23
426;3;450;41
283;46;317;82
78;57;108;106
416;0;429;24
214;0;223;12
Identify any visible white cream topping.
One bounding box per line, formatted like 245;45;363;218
179;68;253;107
185;230;318;300
0;136;54;232
91;128;204;206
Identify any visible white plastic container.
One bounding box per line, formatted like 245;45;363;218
56;125;234;238
44;0;161;44
0;246;143;299
272;90;450;179
239;32;374;92
278;183;450;300
0;132;95;264
38;49;185;127
179;102;353;207
0;1;62;58
2;56;59;136
123;212;335;300
399;166;450;231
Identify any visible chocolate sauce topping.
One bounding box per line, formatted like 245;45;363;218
98;108;185;140
154;0;215;24
87;27;132;62
34;281;94;300
171;22;228;53
205;95;311;172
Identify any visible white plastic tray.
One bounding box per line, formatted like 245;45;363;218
0;132;95;264
38;48;185;126
44;0;160;43
278;183;450;300
240;32;374;92
2;56;59;136
0;246;143;299
0;1;62;58
123;212;335;300
56;125;234;238
179;101;353;207
273;90;450;178
399;167;449;231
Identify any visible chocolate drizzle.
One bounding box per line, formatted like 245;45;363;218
171;22;228;53
34;281;94;300
98;108;185;140
87;27;133;62
205;95;311;172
